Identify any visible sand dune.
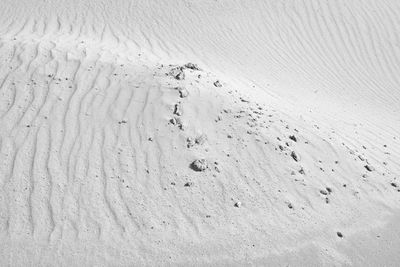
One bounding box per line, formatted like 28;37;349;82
0;0;399;266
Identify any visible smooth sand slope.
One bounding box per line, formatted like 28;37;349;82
0;0;399;266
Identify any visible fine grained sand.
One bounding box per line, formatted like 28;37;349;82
0;0;399;266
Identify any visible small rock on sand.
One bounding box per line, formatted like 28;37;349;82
234;201;241;208
184;182;193;187
191;159;208;172
174;103;183;116
291;151;299;162
184;63;201;70
177;87;189;98
364;165;375;172
213;80;222;87
320;189;328;195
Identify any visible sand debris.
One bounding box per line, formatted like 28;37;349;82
184;62;201;70
184;182;194;187
169;66;185;80
191;159;208;172
174;103;183;116
289;135;297;142
170;117;184;130
364;165;375;172
291;151;299;162
176;87;189;98
213;80;222;87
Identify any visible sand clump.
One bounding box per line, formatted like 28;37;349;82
191;159;208;172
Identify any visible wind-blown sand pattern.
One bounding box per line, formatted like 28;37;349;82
0;0;399;265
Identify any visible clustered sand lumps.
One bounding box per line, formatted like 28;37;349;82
346;144;382;178
166;63;231;205
220;91;353;210
390;181;400;193
168;63;204;130
319;187;333;204
219;95;350;209
166;62;393;217
169;66;185;80
167;63;213;174
168;62;201;81
169;117;183;130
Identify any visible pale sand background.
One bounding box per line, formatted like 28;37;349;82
0;0;399;265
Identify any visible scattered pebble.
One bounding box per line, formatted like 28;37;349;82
184;182;193;187
213;80;222;87
364;165;375;172
177;87;189;98
320;189;328;195
187;137;195;148
184;62;201;70
170;117;184;129
173;103;183;116
291;151;299;162
191;159;208;172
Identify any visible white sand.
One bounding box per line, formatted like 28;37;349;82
0;0;399;265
